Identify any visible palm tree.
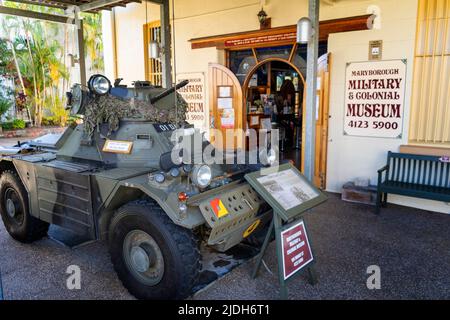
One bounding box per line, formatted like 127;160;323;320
0;1;104;126
82;13;104;73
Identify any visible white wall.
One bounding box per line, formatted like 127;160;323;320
103;2;160;86
326;0;449;214
103;0;450;214
102;12;115;82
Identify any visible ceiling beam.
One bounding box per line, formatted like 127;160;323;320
78;0;125;12
146;0;165;4
3;0;143;13
9;0;67;10
0;5;73;24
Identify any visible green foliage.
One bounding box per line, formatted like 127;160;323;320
45;94;69;126
13;118;26;129
41;115;59;126
2;118;26;130
41;115;78;127
67;116;79;126
1;1;104;126
0;97;12;118
82;13;104;73
0;39;13;75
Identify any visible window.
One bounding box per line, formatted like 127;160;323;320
409;0;450;145
143;21;162;86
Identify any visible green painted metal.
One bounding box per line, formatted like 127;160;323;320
244;163;328;222
0;80;276;253
376;152;450;214
246;163;325;299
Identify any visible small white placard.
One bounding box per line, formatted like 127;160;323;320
260;118;272;130
250;116;260;126
218;86;232;98
257;169;319;211
218;97;233;109
103;140;133;154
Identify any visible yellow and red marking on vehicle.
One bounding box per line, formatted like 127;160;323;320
210;198;229;218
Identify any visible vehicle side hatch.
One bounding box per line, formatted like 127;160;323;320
34;161;96;239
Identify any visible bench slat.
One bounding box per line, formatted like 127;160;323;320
414;160;422;183
445;163;450;188
434;161;440;186
401;158;407;182
422;161;428;185
428;162;434;186
385;153;450;187
396;158;401;182
391;156;397;181
377;152;450;214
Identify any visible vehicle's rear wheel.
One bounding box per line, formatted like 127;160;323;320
109;200;201;300
244;219;274;248
0;170;49;243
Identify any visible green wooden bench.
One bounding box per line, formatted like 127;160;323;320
376;152;450;214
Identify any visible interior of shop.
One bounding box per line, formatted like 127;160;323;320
227;43;328;168
245;60;304;167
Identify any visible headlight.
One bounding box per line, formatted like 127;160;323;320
68;84;84;115
191;165;212;188
88;74;111;95
183;164;193;173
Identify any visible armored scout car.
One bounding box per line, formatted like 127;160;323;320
0;75;275;299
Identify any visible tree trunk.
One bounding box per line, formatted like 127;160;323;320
23;21;40;127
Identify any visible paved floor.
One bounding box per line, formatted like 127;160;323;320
0;193;449;300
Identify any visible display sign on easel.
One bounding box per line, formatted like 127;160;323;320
281;219;313;280
245;163;327;299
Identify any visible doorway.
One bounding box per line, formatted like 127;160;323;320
243;59;305;169
209;47;331;189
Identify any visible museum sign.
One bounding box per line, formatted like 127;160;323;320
178;73;207;133
344;60;407;138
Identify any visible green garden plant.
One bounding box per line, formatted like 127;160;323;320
1;1;104;127
1;118;25;130
0;97;12;119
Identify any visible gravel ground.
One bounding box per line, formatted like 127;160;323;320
0;193;449;300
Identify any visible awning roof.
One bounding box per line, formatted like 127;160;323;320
3;0;144;13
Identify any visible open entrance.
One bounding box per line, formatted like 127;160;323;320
209;46;331;188
195;16;372;189
243;58;305;169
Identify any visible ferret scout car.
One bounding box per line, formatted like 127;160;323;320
0;75;275;299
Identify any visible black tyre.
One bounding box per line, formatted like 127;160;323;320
244;219;274;248
0;170;49;243
109;200;201;300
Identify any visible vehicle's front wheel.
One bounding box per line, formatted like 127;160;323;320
109;200;201;300
0;170;49;243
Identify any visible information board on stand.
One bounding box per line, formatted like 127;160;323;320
245;163;327;299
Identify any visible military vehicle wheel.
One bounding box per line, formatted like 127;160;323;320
244;220;274;248
0;170;49;243
109;200;201;300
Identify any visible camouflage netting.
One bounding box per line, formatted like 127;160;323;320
83;93;187;138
